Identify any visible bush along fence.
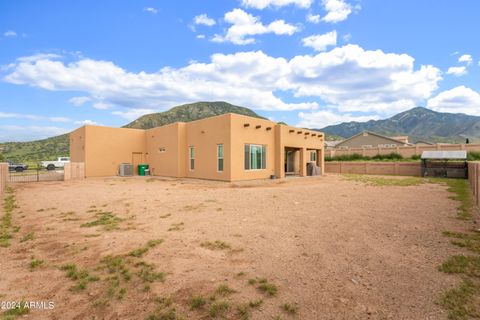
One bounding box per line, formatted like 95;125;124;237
325;162;421;176
325;143;480;159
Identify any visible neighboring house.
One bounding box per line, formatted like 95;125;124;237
414;140;434;145
70;113;325;181
325;140;343;150
334;131;411;149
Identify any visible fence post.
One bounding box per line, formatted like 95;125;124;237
37;167;39;182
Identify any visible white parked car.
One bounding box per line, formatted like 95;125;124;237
41;157;70;171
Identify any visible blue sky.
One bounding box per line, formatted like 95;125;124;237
0;0;479;141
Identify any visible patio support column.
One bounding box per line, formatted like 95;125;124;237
300;147;308;177
318;149;325;175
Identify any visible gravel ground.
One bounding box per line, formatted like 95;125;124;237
0;174;470;319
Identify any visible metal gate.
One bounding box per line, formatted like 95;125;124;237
8;167;64;183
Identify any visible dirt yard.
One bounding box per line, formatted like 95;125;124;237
0;174;472;319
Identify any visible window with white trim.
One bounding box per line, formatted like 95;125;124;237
310;151;317;162
217;144;224;172
244;144;266;170
189;147;195;170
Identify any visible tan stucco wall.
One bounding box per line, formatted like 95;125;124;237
230;114;276;181
70;126;86;163
70;113;325;181
146;123;183;178
185;114;231;181
71;126;145;177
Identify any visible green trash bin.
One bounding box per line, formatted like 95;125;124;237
138;164;149;176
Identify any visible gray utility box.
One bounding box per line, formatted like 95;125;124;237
119;163;134;176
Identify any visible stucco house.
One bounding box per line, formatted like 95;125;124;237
334;131;411;149
70;113;325;181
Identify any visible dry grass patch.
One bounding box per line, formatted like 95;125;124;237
29;257;44;271
168;222;184;232
0;301;30;319
343;174;425;187
438;177;480;319
281;302;299;315
81;210;123;231
20;231;34;243
200;240;231;251
0;187;17;247
129;239;163;257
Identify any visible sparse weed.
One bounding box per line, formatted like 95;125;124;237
81;211;123;230
20;232;35;243
168;222;184;231
249;299;263;308
189;295;207;310
236;304;250;320
257;279;278;296
281;302;299;315
129;239;163;257
136;262;165;283
29;257;44;271
437;278;480;320
200;240;231;251
209;301;230;318
215;284;236;296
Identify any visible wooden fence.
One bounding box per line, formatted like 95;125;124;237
64;162;85;180
468;162;480;207
326;143;480;158
325;162;421;176
0;163;7;195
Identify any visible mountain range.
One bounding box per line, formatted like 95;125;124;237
320;107;480;143
124;101;264;129
1;103;479;163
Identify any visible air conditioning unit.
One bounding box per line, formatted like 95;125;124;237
119;163;133;176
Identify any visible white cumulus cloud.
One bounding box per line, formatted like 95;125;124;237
289;44;441;113
427;86;480;116
322;0;353;23
306;13;321;24
68;96;91;106
194;14;216;26
446;66;467;76
3;45;441;117
4;30;17;37
212;8;299;45
143;7;158;14
241;0;312;9
458;54;472;65
302;31;337;52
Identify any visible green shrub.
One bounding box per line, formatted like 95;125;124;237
467;151;480;161
372;152;403;160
